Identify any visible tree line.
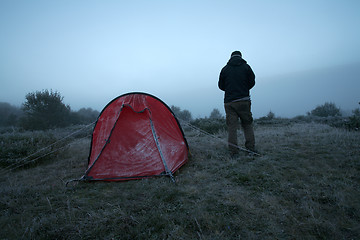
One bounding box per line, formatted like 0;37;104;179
0;90;99;130
1;89;359;131
0;89;224;131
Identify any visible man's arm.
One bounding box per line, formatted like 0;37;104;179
247;65;255;89
218;68;226;91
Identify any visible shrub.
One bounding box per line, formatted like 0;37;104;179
291;115;312;123
71;108;99;124
0;131;58;168
346;108;360;131
191;118;226;134
309;102;341;117
255;111;292;125
20;90;72;130
256;111;275;122
266;111;275;120
353;108;360;117
0;102;22;127
171;105;193;121
209;108;223;119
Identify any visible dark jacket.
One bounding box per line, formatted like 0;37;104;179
218;56;255;103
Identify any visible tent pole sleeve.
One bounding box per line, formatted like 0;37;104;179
149;118;175;182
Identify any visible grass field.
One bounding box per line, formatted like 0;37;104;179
0;122;359;239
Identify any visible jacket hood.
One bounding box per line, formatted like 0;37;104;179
227;56;247;66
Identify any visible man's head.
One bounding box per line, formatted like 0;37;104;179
231;51;242;58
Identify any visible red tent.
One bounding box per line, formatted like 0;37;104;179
82;92;189;181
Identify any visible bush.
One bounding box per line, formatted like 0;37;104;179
0;102;22;127
266;111;275;120
0;131;58;168
71;108;99;124
255;111;293;125
309;102;341;117
171;105;193;121
209;108;223;119
353;108;360;117
346;108;360;131
191;118;226;134
20;90;72;130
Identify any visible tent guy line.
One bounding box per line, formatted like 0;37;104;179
0;122;95;176
179;120;261;156
2;92;260;181
82;92;189;182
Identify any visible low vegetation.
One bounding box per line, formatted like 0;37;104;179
0;119;359;239
0;125;93;170
1;94;359;238
0;90;99;130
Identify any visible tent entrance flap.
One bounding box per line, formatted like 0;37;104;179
85;104;151;176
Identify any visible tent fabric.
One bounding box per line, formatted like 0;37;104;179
83;92;189;181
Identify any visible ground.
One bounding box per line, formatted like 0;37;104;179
0;122;359;239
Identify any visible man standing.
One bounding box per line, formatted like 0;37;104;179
218;51;256;155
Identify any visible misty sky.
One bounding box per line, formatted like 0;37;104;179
1;0;360;118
